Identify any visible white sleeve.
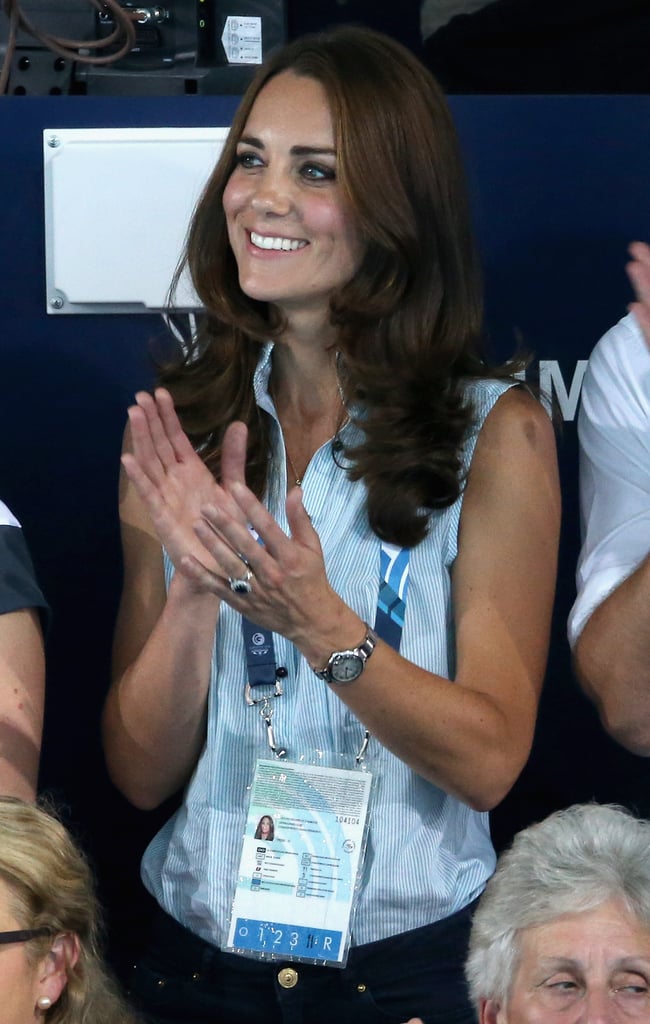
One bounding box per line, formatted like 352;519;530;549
568;312;650;647
0;500;20;529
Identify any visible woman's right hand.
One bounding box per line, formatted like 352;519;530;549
105;388;229;809
121;388;245;574
627;240;650;345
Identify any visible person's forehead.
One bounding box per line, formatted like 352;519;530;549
244;72;333;137
517;900;650;969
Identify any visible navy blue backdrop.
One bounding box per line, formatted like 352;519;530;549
1;93;649;971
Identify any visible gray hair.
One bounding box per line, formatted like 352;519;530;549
465;803;650;1009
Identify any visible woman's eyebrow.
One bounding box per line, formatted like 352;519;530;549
290;145;336;157
238;134;264;149
535;957;581;973
237;135;336;158
613;956;650;971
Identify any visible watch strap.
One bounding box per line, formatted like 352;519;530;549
314;625;378;683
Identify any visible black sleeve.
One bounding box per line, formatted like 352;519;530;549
0;524;49;617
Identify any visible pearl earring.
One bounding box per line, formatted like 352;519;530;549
37;996;52;1011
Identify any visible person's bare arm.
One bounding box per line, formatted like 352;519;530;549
574;556;650;753
0;608;44;799
572;243;650;754
102;402;224;810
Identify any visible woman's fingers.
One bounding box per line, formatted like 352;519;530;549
126;402;163;481
154;388;200;464
220;421;250;490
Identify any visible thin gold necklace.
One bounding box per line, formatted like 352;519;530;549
285;447;303;488
271;381;348;488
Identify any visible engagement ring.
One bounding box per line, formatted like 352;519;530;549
228;569;254;595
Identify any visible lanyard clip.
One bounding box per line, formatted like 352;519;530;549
245;676;283;707
259;698;287;759
356;730;370;765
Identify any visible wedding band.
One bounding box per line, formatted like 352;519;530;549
228;568;254;595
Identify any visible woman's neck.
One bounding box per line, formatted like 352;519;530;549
270;335;347;484
270;332;341;422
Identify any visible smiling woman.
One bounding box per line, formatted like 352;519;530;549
221;71;362;320
102;24;560;1024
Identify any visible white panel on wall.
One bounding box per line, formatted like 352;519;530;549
43;126;229;315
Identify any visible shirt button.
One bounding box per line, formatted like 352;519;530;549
357;983;367;992
277;967;299;988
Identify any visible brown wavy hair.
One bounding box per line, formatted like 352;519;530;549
163;26;520;547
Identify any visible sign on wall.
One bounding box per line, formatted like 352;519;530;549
43;126;228;315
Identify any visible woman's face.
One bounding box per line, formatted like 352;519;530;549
223;70;363;327
0;879;49;1023
260;817;271;835
481;900;650;1024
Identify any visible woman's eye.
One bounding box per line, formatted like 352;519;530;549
614;975;650;997
538;977;582;1003
301;163;335;182
235;151;263;169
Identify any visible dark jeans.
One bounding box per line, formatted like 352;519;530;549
128;903;479;1024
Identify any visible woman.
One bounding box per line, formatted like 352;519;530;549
254;815;274;841
0;796;137;1023
103;26;560;1024
465;803;650;1023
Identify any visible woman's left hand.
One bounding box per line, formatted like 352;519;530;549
181;421;357;659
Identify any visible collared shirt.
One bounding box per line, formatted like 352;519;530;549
142;344;511;947
569;312;650;646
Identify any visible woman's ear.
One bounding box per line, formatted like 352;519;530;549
36;933;80;1008
481;997;506;1024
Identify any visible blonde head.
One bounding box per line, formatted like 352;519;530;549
0;797;136;1024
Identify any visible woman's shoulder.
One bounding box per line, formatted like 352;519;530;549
461;380;554;472
462;375;517;407
461;376;520;444
471;384;556;471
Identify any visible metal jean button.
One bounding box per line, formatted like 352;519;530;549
277;966;299;989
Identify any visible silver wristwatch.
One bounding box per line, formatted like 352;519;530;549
314;626;378;685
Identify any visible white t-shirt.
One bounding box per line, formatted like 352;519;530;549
568;312;650;647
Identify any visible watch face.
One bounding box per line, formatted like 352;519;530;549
330;653;363;683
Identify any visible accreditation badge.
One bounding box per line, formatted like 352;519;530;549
224;757;372;967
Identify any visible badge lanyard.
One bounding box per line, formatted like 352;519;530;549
229;540;411;962
240;540;411;759
228;541;411;967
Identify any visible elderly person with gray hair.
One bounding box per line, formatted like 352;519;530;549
406;803;650;1024
461;803;650;1023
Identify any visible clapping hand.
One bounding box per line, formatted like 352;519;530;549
121;388;246;577
122;388;345;649
626;241;650;347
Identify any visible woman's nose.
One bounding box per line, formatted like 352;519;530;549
250;172;294;215
580;987;618;1024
